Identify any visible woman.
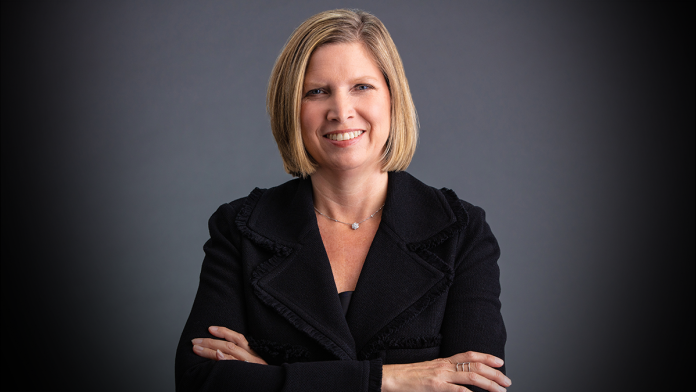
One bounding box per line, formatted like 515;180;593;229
176;9;510;392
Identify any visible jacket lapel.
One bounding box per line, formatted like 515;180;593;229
346;172;466;359
238;178;357;360
345;225;448;358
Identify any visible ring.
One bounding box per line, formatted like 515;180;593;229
456;362;471;372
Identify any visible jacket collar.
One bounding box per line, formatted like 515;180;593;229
237;171;469;360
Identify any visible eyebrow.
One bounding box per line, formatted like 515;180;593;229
303;76;382;86
352;76;381;83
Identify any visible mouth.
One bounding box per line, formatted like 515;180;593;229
323;130;364;141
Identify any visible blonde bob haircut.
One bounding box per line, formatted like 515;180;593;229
267;9;418;177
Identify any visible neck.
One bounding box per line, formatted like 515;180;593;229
310;168;388;223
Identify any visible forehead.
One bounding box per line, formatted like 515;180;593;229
304;42;382;82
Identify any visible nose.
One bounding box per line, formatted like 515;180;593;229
326;90;354;123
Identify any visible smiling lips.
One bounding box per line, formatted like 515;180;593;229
324;130;364;141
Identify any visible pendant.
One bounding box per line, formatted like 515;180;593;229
351;223;359;230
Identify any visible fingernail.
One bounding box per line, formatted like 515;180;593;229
495;358;504;366
216;349;224;360
193;345;204;352
210;326;218;332
191;339;203;345
505;377;512;386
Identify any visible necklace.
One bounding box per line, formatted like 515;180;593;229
314;204;385;230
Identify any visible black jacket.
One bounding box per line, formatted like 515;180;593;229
175;171;506;392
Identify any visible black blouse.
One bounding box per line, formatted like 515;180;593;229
338;291;353;316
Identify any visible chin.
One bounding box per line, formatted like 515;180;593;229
329;160;382;174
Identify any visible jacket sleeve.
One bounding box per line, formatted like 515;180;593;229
438;203;507;392
175;203;383;392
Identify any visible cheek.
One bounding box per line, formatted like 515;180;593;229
370;95;391;135
300;104;320;139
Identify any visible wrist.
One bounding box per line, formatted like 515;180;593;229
381;364;396;392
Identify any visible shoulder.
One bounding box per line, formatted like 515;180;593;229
386;171;480;231
387;171;495;249
206;195;251;234
206;178;312;248
437;188;495;248
210;177;304;221
398;171;489;222
452;198;489;232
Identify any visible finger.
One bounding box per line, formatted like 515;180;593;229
196;345;243;362
194;344;246;362
192;338;236;353
193;344;228;361
193;343;246;362
192;338;215;349
469;361;511;388
208;326;266;361
216;349;239;361
448;351;504;368
452;361;511;389
221;340;258;363
449;370;506;392
209;326;252;351
444;353;511;391
193;336;268;365
192;338;254;361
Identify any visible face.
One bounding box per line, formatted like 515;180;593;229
300;42;391;174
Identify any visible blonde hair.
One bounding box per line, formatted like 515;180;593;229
267;9;418;177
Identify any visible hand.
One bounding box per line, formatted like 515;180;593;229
191;326;268;365
382;351;511;392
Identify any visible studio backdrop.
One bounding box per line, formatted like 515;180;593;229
1;1;693;391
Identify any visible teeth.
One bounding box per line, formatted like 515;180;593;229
327;131;363;141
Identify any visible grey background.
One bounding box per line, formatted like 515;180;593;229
1;1;693;391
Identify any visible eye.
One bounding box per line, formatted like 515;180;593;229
355;84;373;91
305;88;325;96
